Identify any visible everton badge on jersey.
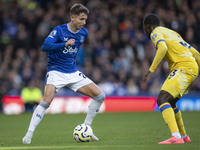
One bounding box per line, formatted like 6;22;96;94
80;36;84;42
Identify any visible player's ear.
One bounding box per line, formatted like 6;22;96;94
70;15;76;21
147;24;153;33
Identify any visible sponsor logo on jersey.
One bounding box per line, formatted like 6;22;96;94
63;46;78;53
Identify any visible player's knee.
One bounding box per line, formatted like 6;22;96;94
157;90;174;106
93;92;106;102
157;98;169;107
169;98;179;108
156;98;163;106
169;101;176;108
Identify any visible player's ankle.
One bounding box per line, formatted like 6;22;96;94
172;131;181;139
26;130;34;138
181;134;187;139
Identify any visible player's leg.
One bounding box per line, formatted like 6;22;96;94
76;83;105;141
68;71;105;141
157;68;198;144
157;90;184;144
22;84;56;144
170;98;191;142
168;67;198;143
157;90;182;140
77;82;105;126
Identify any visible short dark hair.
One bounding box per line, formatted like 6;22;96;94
70;3;89;16
143;14;160;26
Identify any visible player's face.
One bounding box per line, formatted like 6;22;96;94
143;24;151;39
71;13;87;30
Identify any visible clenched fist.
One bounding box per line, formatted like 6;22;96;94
65;39;75;47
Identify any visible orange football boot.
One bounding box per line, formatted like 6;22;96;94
183;136;191;143
158;136;184;144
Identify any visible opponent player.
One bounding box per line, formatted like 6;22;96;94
22;3;105;144
142;14;200;144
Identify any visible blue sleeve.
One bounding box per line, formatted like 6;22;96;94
41;27;65;52
41;41;65;52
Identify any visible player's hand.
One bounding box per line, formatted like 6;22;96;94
65;39;75;47
141;71;153;89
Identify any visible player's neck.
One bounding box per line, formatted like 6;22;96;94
68;22;79;32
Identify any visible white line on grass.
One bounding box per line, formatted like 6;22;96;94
0;145;134;150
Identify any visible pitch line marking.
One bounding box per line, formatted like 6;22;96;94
0;145;134;150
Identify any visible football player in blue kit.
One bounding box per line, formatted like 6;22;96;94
22;3;105;144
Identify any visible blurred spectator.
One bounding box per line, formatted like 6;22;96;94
21;79;42;112
127;78;139;95
0;0;200;100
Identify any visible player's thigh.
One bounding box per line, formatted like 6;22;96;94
77;82;102;98
43;84;56;104
161;68;197;98
46;71;69;92
67;71;102;98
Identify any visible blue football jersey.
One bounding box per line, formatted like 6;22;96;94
42;23;88;73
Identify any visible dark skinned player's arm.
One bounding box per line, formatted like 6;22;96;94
189;46;200;69
149;41;168;73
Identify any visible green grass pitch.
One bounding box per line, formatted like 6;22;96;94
0;112;199;150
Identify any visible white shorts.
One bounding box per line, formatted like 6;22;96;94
45;71;93;92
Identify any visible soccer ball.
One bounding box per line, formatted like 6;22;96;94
73;124;93;142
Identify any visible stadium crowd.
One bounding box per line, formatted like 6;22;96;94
0;0;200;101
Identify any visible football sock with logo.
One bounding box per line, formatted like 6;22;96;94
159;102;181;139
25;101;49;138
174;106;186;137
84;93;105;126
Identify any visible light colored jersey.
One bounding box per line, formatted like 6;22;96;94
150;26;198;71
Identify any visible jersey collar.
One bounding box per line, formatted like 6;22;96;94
67;23;80;34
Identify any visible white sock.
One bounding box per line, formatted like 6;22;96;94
84;100;103;126
172;131;181;139
26;101;49;138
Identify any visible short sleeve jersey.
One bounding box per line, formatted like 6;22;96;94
150;26;197;70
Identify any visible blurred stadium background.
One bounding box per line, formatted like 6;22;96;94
0;0;200;114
